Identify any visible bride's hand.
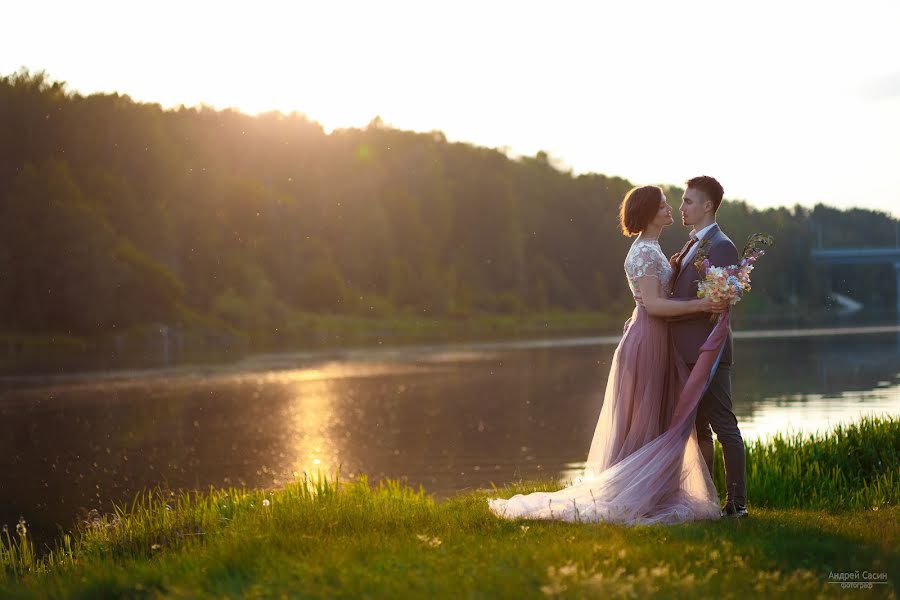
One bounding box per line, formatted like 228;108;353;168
699;297;729;313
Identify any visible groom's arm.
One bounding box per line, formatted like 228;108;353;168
707;238;739;270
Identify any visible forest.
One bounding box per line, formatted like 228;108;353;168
2;69;898;363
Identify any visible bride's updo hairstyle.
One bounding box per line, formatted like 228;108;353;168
619;185;662;237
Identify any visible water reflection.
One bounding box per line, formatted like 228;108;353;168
739;387;900;441
1;330;898;546
287;380;340;483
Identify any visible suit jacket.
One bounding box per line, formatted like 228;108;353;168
668;224;739;365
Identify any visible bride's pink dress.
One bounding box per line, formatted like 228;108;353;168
487;238;724;525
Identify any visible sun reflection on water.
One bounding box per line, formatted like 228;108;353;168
283;376;342;482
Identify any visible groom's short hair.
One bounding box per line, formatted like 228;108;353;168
686;176;724;212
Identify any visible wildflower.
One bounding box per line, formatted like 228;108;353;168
649;564;669;578
16;517;27;537
88;509;102;527
151;543;162;551
416;534;442;548
262;499;270;507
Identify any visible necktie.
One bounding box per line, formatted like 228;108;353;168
681;234;700;264
671;234;699;289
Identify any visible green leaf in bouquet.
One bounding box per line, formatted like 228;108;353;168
741;233;775;258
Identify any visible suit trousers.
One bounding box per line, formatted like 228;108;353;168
690;363;746;506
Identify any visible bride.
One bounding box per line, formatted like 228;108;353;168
487;185;730;525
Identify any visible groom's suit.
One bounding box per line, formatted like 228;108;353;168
668;224;746;507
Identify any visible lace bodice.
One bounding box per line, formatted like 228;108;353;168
624;238;673;297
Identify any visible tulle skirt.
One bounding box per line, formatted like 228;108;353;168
486;305;726;525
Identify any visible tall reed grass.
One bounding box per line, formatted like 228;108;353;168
711;414;898;509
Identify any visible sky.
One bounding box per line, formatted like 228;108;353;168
3;0;899;215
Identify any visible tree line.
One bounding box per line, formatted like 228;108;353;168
2;69;897;342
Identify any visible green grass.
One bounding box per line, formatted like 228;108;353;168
712;415;899;509
2;416;898;598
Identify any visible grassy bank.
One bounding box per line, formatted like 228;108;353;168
2;416;898;598
273;310;624;349
0;311;624;375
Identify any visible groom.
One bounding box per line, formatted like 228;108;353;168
668;175;748;518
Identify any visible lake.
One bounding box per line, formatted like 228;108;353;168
2;326;899;543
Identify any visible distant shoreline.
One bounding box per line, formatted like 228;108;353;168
1;321;898;388
733;323;900;339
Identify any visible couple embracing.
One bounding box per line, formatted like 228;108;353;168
489;175;748;525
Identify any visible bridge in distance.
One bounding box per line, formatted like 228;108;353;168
811;246;900;314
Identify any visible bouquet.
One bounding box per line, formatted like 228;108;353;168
693;233;774;321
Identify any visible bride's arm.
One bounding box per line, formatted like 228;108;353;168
636;277;727;318
663;239;739;321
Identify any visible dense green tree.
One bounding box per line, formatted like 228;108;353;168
1;69;896;341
